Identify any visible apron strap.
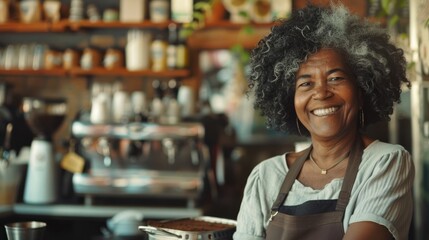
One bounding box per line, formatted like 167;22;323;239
335;136;363;211
271;146;312;211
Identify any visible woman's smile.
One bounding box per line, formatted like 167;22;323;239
312;106;340;117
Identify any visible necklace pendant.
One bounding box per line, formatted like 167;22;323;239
321;169;327;175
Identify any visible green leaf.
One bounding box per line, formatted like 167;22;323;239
399;33;408;39
238;10;249;18
230;44;242;53
190;21;199;29
242;25;255;35
193;12;205;22
230;44;250;65
194;2;212;12
179;28;194;39
381;0;391;14
406;61;415;70
388;14;399;28
398;0;408;8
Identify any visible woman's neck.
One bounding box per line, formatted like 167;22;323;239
310;132;360;165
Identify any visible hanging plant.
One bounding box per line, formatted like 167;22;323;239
180;0;215;39
372;0;409;36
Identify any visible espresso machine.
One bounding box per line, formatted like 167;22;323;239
22;97;66;204
71;120;209;207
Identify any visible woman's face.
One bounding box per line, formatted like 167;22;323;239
294;48;361;139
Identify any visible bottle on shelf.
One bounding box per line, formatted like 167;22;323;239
167;23;178;70
150;32;167;72
150;79;165;122
176;28;189;69
163;79;180;124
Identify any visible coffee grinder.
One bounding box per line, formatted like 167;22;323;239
22;97;66;204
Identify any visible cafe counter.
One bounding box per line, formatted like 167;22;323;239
0;203;203;240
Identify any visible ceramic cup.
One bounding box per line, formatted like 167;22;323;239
19;1;42;23
0;0;9;23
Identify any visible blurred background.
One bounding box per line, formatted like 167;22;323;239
0;0;427;239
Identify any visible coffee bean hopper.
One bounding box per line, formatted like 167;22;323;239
70;121;209;207
22;97;67;204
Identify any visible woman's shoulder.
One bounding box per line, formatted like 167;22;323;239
248;153;290;183
364;140;410;157
361;140;413;172
254;153;289;173
243;153;290;198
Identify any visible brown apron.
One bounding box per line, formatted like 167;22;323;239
265;137;363;240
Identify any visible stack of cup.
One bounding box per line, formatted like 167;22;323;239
69;0;84;21
4;221;46;240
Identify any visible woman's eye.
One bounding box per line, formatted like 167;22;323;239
328;77;345;82
297;80;311;87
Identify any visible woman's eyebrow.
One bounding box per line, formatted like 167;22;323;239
327;68;347;75
295;68;349;81
295;74;311;81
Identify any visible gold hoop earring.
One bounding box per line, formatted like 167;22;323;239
296;118;302;136
360;109;365;128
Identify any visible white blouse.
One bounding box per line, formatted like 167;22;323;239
233;140;414;240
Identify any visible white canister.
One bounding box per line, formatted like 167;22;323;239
90;93;111;124
131;91;147;116
177;85;195;118
150;0;169;23
120;0;146;22
271;0;292;20
171;0;193;23
126;29;151;71
112;91;131;123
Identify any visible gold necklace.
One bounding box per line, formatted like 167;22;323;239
309;151;350;175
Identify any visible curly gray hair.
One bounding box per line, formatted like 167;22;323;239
248;4;410;136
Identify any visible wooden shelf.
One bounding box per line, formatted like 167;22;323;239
0;68;189;78
0;68;67;76
69;67;190;78
203;21;276;29
0;22;51;32
0;20;180;32
188;24;272;50
67;20;177;31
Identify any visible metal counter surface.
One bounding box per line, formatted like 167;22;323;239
12;203;202;219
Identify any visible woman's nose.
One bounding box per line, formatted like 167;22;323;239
312;83;333;100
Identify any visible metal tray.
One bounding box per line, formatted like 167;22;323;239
139;216;236;240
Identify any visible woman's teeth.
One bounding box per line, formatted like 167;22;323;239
313;107;339;116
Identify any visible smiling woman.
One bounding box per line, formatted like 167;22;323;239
294;49;360;142
233;4;414;240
